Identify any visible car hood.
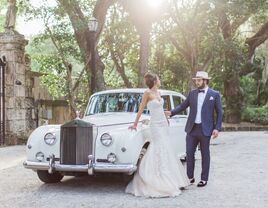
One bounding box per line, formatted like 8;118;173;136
83;113;149;126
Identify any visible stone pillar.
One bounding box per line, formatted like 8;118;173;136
0;32;34;144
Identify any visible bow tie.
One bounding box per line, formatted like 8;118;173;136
198;89;205;93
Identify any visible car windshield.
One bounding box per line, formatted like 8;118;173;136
86;93;149;115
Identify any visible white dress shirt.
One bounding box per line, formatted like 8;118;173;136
195;86;208;124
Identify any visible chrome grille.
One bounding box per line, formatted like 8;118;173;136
60;119;93;165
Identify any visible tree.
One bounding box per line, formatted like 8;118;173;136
0;0;6;32
168;0;221;90
215;0;268;123
246;21;268;60
20;0;119;116
122;0;168;87
101;4;138;88
18;0;268;123
57;0;117;93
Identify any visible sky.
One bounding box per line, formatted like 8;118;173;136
17;18;44;37
17;0;57;37
0;0;253;39
15;0;164;37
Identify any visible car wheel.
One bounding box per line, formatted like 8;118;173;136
37;170;64;183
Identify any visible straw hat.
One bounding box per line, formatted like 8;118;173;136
192;71;211;80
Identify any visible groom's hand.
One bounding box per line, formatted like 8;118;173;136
212;129;219;139
164;111;172;117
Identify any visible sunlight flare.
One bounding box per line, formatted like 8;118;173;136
146;0;163;8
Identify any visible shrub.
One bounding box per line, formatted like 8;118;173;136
242;105;268;125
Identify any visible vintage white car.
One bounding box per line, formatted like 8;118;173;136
23;88;188;183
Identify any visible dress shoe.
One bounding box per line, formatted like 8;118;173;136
189;178;195;184
197;180;207;187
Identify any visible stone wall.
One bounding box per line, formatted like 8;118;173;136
0;32;71;145
0;32;33;144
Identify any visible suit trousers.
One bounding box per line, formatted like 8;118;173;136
186;123;211;181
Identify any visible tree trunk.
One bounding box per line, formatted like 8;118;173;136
96;51;106;91
65;63;79;118
138;26;151;87
218;10;243;123
110;47;133;88
223;75;242;123
187;69;196;92
121;0;159;88
223;59;242;123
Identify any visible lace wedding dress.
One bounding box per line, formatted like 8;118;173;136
125;98;189;197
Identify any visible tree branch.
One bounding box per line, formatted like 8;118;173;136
231;15;250;33
246;21;268;59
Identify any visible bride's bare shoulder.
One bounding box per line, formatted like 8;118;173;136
143;89;152;101
144;89;151;95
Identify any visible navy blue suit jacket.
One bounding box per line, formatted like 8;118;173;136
171;88;223;137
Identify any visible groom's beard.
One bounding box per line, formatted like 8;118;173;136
197;82;206;89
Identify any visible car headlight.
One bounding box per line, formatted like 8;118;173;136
100;133;113;146
36;152;45;161
44;132;57;145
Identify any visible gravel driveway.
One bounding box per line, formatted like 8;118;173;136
0;131;267;208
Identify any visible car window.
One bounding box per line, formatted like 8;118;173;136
86;93;149;115
173;96;187;115
162;95;171;111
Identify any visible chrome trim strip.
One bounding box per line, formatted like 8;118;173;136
54;163;88;172
96;121;143;127
23;161;49;171
23;160;137;175
94;163;136;173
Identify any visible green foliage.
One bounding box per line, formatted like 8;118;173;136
33;54;67;98
18;0;268;121
0;0;6;32
241;53;268;106
101;4;139;88
242;105;268;125
240;76;257;106
21;0;90;111
149;40;189;93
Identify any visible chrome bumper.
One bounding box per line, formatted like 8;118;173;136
23;154;137;175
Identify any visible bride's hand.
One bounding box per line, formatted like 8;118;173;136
164;111;171;117
129;124;137;131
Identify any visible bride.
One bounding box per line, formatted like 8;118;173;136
125;72;189;198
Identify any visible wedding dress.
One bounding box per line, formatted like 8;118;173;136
125;98;189;197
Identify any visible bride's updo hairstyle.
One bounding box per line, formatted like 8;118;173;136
144;72;157;89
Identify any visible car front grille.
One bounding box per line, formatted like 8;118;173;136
60;119;93;165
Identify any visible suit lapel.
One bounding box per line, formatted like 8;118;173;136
193;89;198;110
203;88;211;107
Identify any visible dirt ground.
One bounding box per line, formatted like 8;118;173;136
0;131;267;208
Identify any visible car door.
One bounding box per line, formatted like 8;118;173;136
168;95;188;158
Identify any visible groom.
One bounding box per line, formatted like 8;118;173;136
165;71;223;187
